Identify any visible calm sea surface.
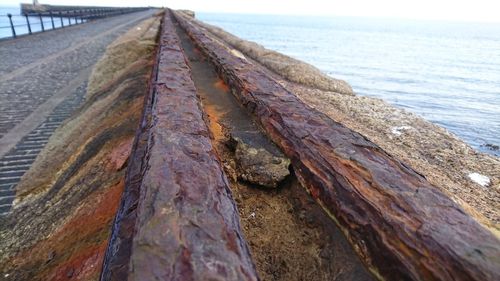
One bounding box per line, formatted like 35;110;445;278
1;8;499;156
198;13;500;156
0;6;78;39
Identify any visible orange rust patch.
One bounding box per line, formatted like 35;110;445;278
213;78;230;93
45;242;107;281
7;179;125;280
203;102;225;142
105;137;134;171
51;178;125;243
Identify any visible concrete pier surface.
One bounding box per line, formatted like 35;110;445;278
0;9;157;214
0;9;498;281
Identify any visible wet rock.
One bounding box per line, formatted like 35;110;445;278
231;136;290;188
481;143;499;151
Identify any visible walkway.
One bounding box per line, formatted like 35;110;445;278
0;9;156;215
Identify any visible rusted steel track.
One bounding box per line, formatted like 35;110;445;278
173;11;500;281
101;11;258;280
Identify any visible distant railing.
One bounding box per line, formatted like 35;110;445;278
0;7;149;39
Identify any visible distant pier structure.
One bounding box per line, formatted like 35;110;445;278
0;2;149;40
20;1;47;14
20;2;148;17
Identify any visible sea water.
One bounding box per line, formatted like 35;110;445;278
1;8;498;156
198;13;500;157
0;5;77;39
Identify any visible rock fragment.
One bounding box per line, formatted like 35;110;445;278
231;136;290;188
468;172;491;187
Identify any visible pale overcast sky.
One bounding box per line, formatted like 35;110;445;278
2;0;500;22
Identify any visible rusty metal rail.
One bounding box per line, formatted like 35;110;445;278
101;10;258;281
173;10;500;281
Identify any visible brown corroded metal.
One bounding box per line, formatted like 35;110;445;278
101;11;258;281
173;11;500;281
99;26;158;281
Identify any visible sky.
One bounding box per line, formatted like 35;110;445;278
2;0;500;22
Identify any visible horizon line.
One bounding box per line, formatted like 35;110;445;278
1;4;500;24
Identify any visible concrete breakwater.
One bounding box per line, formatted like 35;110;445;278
0;12;160;280
0;10;157;214
1;8;499;281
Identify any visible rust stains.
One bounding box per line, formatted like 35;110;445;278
173;11;500;281
105;137;134;172
4;179;125;280
203;102;225;142
46;243;107;281
101;10;259;281
213;78;230;93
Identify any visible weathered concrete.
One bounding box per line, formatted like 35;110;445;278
0;10;157;215
0;67;91;159
174;11;500;281
101;11;258;281
0;15;159;280
0;80;88;215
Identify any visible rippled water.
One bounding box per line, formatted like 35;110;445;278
198;13;500;156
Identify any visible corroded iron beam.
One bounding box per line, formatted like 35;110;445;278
173;11;500;281
101;11;258;281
